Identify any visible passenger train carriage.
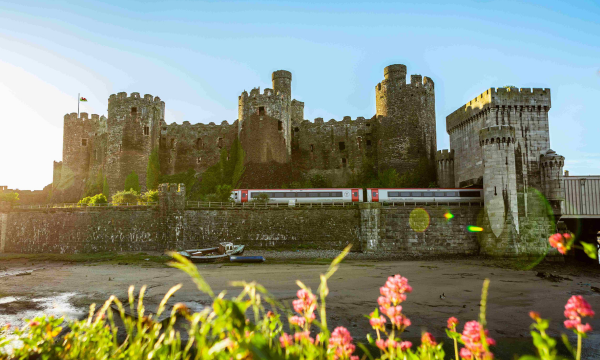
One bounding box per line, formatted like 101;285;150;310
231;189;363;204
366;188;483;203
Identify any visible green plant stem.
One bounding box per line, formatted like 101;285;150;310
453;338;459;360
576;333;581;360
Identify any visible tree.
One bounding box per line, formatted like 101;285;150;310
112;190;140;205
84;169;104;197
146;148;161;191
124;171;141;193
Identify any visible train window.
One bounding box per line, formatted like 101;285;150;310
411;192;422;197
319;192;330;197
274;193;286;198
297;193;307;197
285;193;295;198
332;192;343;197
446;192;457;197
388;192;399;197
459;191;478;197
434;192;445;196
400;192;410;197
309;193;319;197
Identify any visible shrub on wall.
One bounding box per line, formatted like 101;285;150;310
140;190;159;203
112;190;140;205
124;171;141;193
78;193;108;206
0;192;19;203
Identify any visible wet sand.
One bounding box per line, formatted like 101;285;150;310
0;256;599;359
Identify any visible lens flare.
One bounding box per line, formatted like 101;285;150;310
409;208;430;233
467;226;484;232
444;212;454;220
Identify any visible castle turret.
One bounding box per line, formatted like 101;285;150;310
540;149;565;215
272;70;292;99
436;149;455;188
375;64;436;177
105;92;164;196
479;125;519;255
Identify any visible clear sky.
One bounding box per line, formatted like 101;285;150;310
1;0;599;190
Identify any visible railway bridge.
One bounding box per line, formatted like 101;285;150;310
559;175;600;262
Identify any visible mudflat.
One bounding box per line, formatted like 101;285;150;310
0;255;599;359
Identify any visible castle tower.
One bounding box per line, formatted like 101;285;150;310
540;149;565;215
238;70;297;164
479;125;519;255
375;64;436;176
272;70;292;99
105;92;164;196
436;149;455;188
54;112;102;202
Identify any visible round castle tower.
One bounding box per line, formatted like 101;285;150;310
105;92;165;196
540;149;565;215
375;64;436;175
479;125;519;252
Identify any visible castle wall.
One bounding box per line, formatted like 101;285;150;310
293;116;370;186
159;121;238;176
375;65;436;175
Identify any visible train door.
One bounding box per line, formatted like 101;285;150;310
351;189;359;202
371;189;379;202
241;190;249;203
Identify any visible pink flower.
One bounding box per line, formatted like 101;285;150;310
294;331;315;344
266;311;274;318
378;296;391;308
447;317;459;330
564;318;593;334
421;332;437;346
549;233;569;254
564;296;595;319
460;321;495;360
289;315;306;327
529;311;541;321
28;320;40;327
390;314;411;328
369;312;386;330
376;339;386;350
329;327;356;360
292;288;317;324
399;341;412;351
279;333;293;348
380;275;412;305
460;347;473;359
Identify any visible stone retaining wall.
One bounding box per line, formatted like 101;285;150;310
0;204;482;255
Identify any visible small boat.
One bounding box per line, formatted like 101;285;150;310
179;242;245;263
230;256;266;263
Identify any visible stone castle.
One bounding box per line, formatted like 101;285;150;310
46;63;567;256
52;64;436;202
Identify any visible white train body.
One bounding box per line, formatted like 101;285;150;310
366;188;483;203
231;189;363;204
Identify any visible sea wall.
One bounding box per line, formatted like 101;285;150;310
0;203;482;255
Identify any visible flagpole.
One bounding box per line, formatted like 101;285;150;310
78;93;80;117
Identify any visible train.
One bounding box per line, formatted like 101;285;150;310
230;188;482;204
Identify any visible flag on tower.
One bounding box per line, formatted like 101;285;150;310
79;97;88;102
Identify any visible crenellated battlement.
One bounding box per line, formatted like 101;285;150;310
297;116;368;129
436;149;455;161
540;149;565;168
479;125;516;146
109;92;163;104
63;112;102;124
447;87;551;132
